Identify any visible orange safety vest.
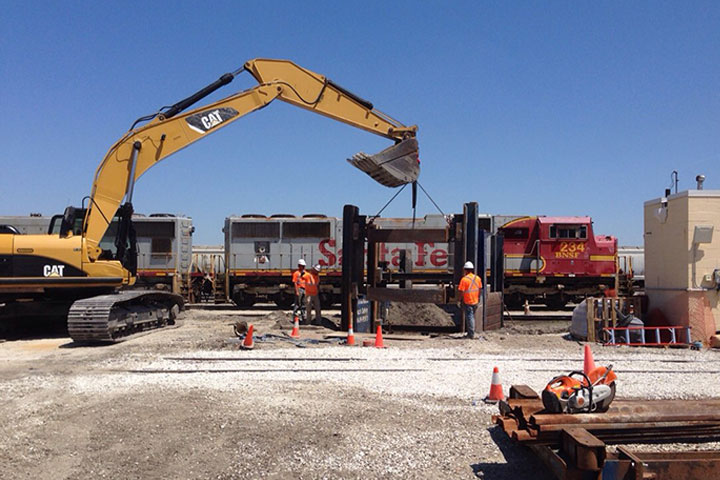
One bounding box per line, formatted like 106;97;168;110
292;269;304;292
302;271;319;296
458;273;482;305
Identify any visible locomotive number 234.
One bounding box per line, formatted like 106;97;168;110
554;241;586;258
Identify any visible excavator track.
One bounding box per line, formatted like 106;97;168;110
67;290;183;343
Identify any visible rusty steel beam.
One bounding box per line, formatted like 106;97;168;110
366;286;446;303
497;386;720;480
509;385;540;399
610;447;720;480
535;420;720;433
528;445;581;480
561;428;606;472
498;398;545;418
381;272;453;282
515;425;720;446
531;412;720;426
529;443;720;480
530;404;720;427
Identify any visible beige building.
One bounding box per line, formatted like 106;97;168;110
644;189;719;343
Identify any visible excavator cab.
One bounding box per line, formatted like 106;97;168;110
48;206;86;237
60;206;80;237
48;205;137;273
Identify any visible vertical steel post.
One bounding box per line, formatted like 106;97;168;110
463;202;479;272
479;229;488;331
491;233;505;294
449;215;463;331
463;203;481;330
341;205;359;332
450;215;463;291
367;223;378;330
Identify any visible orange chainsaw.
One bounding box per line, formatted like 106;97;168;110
541;365;617;414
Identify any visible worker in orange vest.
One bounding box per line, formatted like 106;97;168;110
292;259;306;322
458;261;482;339
302;264;322;325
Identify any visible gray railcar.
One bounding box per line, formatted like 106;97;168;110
0;215;51;235
131;214;193;293
618;245;644;289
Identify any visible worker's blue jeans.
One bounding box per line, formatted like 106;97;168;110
464;303;478;338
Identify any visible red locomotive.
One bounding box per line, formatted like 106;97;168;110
499;216;617;309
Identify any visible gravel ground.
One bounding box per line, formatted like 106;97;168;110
0;309;718;479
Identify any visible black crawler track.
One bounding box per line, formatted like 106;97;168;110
68;290;183;343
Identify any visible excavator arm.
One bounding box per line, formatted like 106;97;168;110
83;58;419;258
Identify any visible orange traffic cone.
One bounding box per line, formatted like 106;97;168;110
583;344;596;375
290;317;301;338
345;320;355;346
374;325;386;348
483;366;505;404
241;324;255;350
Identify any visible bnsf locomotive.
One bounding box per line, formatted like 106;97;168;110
223;213;619;309
498;216;617;309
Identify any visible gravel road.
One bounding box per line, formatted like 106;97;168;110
0;309;718;479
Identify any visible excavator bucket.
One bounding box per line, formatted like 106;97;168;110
347;138;419;187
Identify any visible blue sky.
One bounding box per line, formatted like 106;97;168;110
1;1;718;245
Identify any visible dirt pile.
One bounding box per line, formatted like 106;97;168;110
265;310;291;329
384;302;456;327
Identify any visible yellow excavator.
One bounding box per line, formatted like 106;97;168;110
0;58;419;342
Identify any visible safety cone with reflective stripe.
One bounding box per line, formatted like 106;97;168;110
374;325;386;348
241;324;255;350
345;320;355;346
583;344;596;375
290;316;301;338
483;366;505;404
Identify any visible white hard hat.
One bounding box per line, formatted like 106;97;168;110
298;259;306;266
463;261;474;270
313;264;321;272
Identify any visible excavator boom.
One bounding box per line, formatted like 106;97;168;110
84;58;419;251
